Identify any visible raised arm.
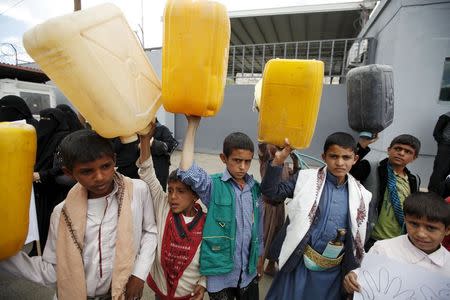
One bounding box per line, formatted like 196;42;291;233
138;122;155;164
138;122;167;212
260;138;297;201
179;115;201;171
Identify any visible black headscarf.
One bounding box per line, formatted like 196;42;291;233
35;108;70;171
0;95;38;128
56;104;84;132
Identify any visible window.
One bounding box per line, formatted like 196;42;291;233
19;91;51;114
439;57;450;102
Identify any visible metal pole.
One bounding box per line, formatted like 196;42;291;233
141;0;144;47
74;0;81;11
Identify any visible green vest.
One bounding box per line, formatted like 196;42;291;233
200;174;261;276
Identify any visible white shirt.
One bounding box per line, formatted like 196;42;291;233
137;157;206;297
0;178;157;298
364;235;449;275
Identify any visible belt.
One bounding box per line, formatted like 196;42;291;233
303;244;343;271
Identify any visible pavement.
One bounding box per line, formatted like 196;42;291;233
0;150;274;300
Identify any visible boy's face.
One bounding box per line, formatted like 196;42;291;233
321;145;358;184
64;154;116;198
167;180;198;216
405;214;449;254
387;143;416;168
220;149;253;185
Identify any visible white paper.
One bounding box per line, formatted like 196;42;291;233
354;254;450;300
25;187;39;244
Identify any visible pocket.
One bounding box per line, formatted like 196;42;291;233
201;237;233;268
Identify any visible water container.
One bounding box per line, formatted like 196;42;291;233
0;122;36;260
162;0;230;117
347;64;394;134
258;59;324;149
23;4;161;143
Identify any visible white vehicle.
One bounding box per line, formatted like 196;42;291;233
0;78;56;118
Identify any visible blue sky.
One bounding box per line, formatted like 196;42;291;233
0;0;361;63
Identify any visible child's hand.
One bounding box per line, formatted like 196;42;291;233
138;121;156;141
358;133;379;149
257;255;264;280
272;138;292;166
343;271;361;294
124;275;144;300
189;284;206;300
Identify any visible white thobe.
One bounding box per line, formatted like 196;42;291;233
0;178;157;298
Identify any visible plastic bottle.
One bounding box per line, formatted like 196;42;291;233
258;59;324;149
0;122;36;260
23;3;161;143
162;0;230;117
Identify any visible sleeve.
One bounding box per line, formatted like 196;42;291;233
137;156;167;214
356;143;371;160
260;160;297;201
197;275;207;288
177;163;213;207
131;182;158;281
350;144;372;183
0;208;61;288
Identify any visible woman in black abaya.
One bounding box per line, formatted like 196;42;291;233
32;108;70;251
0;95;38;128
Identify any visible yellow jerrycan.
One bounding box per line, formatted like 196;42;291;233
0;122;36;260
162;0;230;116
258;59;324;149
23;3;161;143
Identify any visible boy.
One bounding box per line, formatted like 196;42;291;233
177;116;264;300
261;132;372;299
362;134;421;250
0;129;157;300
344;192;450;295
137;124;206;300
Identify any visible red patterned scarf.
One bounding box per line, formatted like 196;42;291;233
150;203;205;298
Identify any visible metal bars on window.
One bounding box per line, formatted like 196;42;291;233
228;38;373;84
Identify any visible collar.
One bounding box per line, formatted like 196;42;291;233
404;235;447;267
221;168;255;188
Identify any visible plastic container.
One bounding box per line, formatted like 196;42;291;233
258;59;324;149
0;122;36;260
162;0;230;117
347;64;394;135
23;3;161;143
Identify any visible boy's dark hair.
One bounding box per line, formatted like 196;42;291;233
404;192;450;227
223;132;254;157
389;134;421;156
168;169;198;198
323;132;357;153
60;129;115;170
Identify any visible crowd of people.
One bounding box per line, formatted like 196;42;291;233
0;94;449;300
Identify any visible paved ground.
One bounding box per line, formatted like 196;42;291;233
0;151;274;300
